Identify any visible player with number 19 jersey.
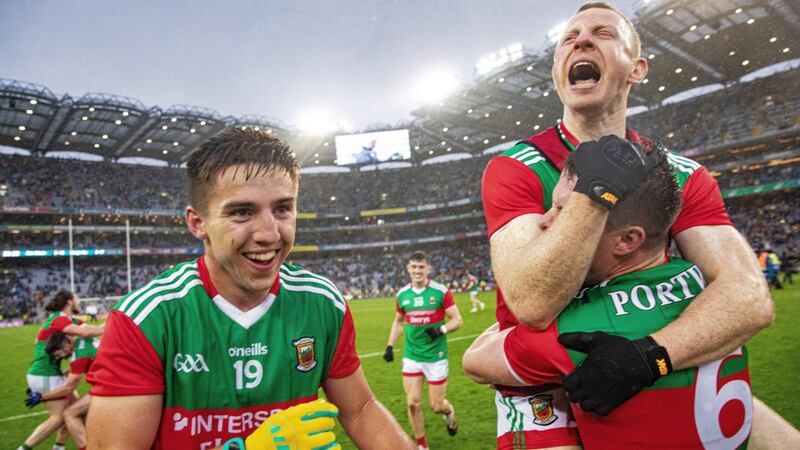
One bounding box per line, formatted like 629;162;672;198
88;257;359;450
502;258;752;449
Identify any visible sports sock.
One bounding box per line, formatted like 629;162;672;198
417;436;428;448
18;445;33;450
53;443;66;450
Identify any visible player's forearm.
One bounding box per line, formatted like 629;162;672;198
653;273;772;369
41;379;79;401
74;324;104;338
340;398;415;449
493;195;608;330
387;320;403;346
444;316;462;333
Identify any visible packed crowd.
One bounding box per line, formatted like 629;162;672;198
2;70;798;215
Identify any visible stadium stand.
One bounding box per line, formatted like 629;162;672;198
1;0;799;319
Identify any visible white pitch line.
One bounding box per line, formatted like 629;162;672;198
359;333;480;359
0;334;483;422
0;410;47;422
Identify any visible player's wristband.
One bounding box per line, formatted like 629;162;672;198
222;437;245;450
440;325;448;335
634;336;673;379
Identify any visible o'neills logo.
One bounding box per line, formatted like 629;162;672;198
228;343;269;358
293;336;317;372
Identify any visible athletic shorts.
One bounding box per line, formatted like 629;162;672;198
402;357;448;384
27;374;67;394
495;387;580;449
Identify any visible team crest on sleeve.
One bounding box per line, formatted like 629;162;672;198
529;394;557;426
429;297;436;305
292;337;317;372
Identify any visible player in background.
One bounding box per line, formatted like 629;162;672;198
481;0;774;432
384;251;463;450
466;273;485;313
18;290;104;450
86;129;414;450
24;332;99;450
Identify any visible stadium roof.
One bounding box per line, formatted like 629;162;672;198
1;0;798;167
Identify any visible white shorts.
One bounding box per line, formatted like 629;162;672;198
27;374;67;394
402;357;448;384
495;387;579;449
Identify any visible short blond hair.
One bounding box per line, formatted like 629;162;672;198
577;2;641;57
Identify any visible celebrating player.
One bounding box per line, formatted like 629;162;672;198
465;146;760;448
24;332;99;450
18;290;104;450
384;251;463;450
480;0;774;439
466;273;485;313
86;129;414;449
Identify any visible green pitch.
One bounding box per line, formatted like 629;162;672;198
0;288;797;449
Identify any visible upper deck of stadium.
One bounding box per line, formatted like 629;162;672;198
1;0;798;168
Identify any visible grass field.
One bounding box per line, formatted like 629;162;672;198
1;285;797;449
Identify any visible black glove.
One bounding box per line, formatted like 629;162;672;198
383;345;394;362
25;388;43;408
424;326;444;340
570;135;661;209
558;331;672;416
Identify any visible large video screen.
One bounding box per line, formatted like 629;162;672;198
335;129;410;165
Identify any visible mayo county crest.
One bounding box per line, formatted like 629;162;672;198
293;337;317;372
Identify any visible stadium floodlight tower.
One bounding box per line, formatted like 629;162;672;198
0;79;61;153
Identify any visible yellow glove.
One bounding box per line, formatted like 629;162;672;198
245;399;341;450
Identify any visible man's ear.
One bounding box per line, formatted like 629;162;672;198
185;206;207;241
612;226;646;256
627;56;648;86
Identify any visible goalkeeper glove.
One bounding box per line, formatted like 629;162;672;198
244;399;341;450
383;345;394;362
558;332;672;416
25;388;43;408
424;325;446;341
570;135;661;209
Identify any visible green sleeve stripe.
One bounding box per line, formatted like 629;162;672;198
118;262;198;313
508;145;535;159
279;266;342;297
666;153;698;174
669;153;701;170
120;268;200;317
510;148;539;161
280;282;346;313
521;155;546;167
129;279;204;325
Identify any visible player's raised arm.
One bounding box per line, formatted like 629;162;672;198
86;394;163;449
323;367;416;449
651;225;773;369
62;323;104;338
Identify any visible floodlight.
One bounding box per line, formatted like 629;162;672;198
413;69;459;104
547;21;568;44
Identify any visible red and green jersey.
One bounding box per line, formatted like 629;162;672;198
70;337;98;375
28;312;83;376
467;274;479;293
503;258;752;449
481;123;733;330
396;280;455;362
88;257;360;450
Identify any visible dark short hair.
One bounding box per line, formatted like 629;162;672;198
45;331;72;361
186;128;299;214
44;289;74;313
409;251;429;263
565;147;682;251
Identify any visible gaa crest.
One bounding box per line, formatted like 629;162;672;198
293;336;317;372
529;394;557;426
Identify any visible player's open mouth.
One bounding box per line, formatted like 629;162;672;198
243;251;277;267
569;61;601;86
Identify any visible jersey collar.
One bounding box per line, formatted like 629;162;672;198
557;122;646;152
197;256;281;299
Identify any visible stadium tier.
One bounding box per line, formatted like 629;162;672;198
2;0;800;321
